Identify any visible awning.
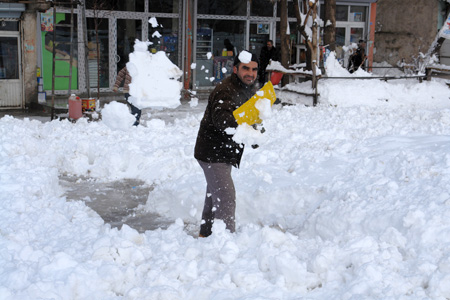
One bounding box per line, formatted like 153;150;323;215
0;3;26;19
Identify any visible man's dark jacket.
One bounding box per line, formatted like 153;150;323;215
350;47;366;71
194;73;257;168
259;46;279;70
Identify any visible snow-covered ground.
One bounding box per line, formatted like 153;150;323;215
2;51;450;298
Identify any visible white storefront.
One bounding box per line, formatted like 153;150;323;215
0;3;24;109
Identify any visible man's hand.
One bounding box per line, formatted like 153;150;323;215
112;87;118;92
252;123;265;133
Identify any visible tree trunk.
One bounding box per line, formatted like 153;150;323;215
280;0;290;86
324;0;336;51
95;20;100;100
310;2;318;106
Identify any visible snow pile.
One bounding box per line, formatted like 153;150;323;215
266;60;321;76
127;40;183;109
325;51;370;77
319;76;450;108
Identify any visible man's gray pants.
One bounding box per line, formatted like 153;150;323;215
198;160;236;237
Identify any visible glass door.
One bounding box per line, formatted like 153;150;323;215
116;19;142;72
0;33;22;108
334;25;364;68
87;17;109;88
249;22;271;58
194;19;246;88
326;4;367;68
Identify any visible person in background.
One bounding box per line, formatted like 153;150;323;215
194;51;259;238
348;40;367;73
224;39;236;56
112;66;141;126
258;40;279;85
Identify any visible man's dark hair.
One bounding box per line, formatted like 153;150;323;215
267;40;274;44
233;51;259;67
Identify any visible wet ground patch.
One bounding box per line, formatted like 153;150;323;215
60;175;174;233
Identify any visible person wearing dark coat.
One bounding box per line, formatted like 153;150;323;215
224;39;236;56
258;40;279;85
348;40;367;73
194;51;259;237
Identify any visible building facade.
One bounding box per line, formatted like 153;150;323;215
0;2;26;109
374;0;449;67
2;0;377;109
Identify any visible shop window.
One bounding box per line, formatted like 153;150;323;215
350;6;366;22
0;20;19;31
335;27;346;62
149;0;179;13
276;0;297;18
350;27;364;43
87;17;109;88
251;0;274;17
197;0;246;16
250;23;271;59
196;19;245;87
336;27;346;46
148;18;179;66
117;19;142;71
336;5;348;22
86;0;144;11
0;37;19;79
320;5;365;23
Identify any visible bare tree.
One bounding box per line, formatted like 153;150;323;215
292;0;319;104
292;0;319;71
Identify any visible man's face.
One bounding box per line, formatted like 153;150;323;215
234;61;258;86
267;42;273;49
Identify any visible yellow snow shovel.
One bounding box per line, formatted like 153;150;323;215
233;81;277;125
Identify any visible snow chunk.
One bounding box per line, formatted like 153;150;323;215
152;31;162;38
101;101;136;130
148;17;158;28
255;98;272;120
238;50;252;64
232;123;264;146
127;40;182;109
